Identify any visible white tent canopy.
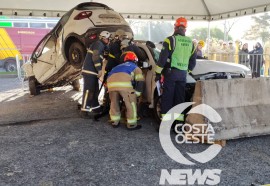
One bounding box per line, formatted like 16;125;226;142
0;0;270;20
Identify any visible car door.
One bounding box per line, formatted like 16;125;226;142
32;33;58;83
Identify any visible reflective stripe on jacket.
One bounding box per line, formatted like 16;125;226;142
82;40;106;76
107;62;144;92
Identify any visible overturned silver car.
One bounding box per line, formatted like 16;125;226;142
23;2;133;95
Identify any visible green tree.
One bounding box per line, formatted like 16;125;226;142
188;27;232;41
243;13;270;44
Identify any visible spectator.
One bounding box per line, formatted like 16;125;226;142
205;38;216;60
227;40;235;62
192;39;198;47
220;41;228;61
146;41;159;62
239;43;249;66
218;39;224;50
249;42;264;78
196;40;206;59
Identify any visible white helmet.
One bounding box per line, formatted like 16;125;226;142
120;39;130;50
99;31;111;39
115;29;126;37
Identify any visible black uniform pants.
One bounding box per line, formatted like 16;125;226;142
161;69;186;118
81;74;100;112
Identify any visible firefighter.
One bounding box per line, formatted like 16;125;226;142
80;31;111;118
155;17;196;123
92;30;128;120
107;52;144;130
105;29;128;74
120;38;147;65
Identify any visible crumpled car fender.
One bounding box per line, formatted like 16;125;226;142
22;61;35;77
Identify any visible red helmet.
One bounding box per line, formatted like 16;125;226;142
124;51;138;62
174;17;187;28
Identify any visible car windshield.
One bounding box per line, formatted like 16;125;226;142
34;34;53;58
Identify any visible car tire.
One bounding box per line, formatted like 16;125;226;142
4;58;17;72
68;42;86;69
29;76;40;96
153;95;162;131
72;79;81;91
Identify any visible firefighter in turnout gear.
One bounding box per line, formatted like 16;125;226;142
105;29;128;73
155;17;196;122
80;31;111;117
107;52;144;130
120;39;147;64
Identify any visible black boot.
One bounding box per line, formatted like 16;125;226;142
127;124;142;131
80;111;91;119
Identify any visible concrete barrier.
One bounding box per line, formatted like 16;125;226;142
186;78;270;140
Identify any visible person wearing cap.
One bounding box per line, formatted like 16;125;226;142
80;31;111;118
218;39;224;50
227;40;235;62
107;52;144;130
215;39;224;61
220;41;228;61
155;17;196;123
205;38;216;60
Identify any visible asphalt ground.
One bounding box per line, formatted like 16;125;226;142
0;78;269;186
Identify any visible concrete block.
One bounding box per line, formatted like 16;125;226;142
186;78;270;140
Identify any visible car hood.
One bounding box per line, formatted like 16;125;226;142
192;59;250;75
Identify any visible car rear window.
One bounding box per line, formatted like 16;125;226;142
76;3;112;10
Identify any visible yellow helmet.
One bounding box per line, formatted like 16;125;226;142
198;40;205;47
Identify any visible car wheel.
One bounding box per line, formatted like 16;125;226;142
68;42;86;69
29;76;40;95
5;59;17;72
72;79;81;91
153;95;162;131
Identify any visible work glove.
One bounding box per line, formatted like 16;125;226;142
135;91;141;97
188;70;193;76
155;73;161;82
97;70;102;78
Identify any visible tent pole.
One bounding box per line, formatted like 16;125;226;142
207;21;211;58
